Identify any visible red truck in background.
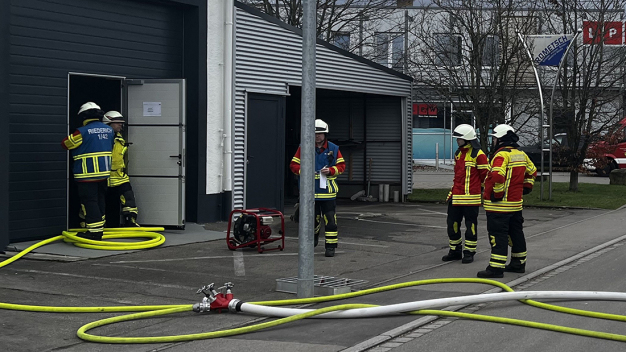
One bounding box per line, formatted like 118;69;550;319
585;117;626;176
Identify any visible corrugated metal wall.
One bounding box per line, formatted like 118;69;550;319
8;0;184;241
234;5;412;209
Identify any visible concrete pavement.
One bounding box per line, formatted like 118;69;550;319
2;198;626;351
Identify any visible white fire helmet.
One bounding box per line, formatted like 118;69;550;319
453;124;477;140
315;119;329;133
489;124;515;138
102;111;125;124
78;102;101;115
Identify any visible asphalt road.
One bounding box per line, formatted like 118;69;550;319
1;201;626;351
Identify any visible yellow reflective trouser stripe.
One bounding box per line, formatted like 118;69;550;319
489;253;507;268
325;233;338;244
512;251;527;257
123;207;138;214
86;220;105;228
464;240;477;252
449;237;462;249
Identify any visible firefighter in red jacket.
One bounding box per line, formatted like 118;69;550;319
290;119;346;257
442;124;490;264
478;124;537;278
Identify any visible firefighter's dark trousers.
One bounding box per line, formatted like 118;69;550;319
446;203;479;253
76;180;107;234
486;211;527;270
107;182;138;226
315;199;338;248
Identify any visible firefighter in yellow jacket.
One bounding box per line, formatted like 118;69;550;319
443;124;490;264
103;111;140;227
478;124;537;278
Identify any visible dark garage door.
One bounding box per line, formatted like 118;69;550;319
6;0;184;243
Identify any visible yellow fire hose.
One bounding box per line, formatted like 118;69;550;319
2;232;626;344
0;227;165;269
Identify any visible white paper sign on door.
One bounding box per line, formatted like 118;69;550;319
143;102;162;116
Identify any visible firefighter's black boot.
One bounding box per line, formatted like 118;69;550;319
461;250;475;264
325;247;335;257
124;215;141;227
504;262;526;273
477;266;504;278
442;250;462;262
78;231;102;241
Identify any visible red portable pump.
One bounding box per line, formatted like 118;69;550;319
226;208;285;253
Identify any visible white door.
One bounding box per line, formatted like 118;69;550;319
125;79;185;227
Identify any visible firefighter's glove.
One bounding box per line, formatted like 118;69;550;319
491;191;503;202
446;191;452;203
523;187;532;195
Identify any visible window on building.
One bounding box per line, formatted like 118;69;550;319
482;35;500;67
375;32;405;70
331;31;351;51
434;33;462;66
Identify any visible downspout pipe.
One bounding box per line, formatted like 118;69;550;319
222;0;234;194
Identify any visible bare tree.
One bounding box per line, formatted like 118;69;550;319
407;0;543;153
239;0;398;50
541;0;626;191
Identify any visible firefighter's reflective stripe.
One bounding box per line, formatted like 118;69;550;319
452;194;482;205
489;253;508;268
72;152;112;180
450;145;489;206
512;251;528;264
483;199;523;212
63;132;83;149
465;239;477;252
66;122;114;181
314;174;339;199
484;147;537;212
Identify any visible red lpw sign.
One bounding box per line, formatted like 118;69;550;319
583;21;623;45
413;103;438;116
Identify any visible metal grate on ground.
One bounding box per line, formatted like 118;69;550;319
276;275;368;296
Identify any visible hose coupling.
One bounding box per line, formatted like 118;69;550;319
228;299;243;313
194;283;218;313
193;296;214;313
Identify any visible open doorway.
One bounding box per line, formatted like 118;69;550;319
67;74;123;228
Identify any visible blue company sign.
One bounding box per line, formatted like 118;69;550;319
527;34;574;67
